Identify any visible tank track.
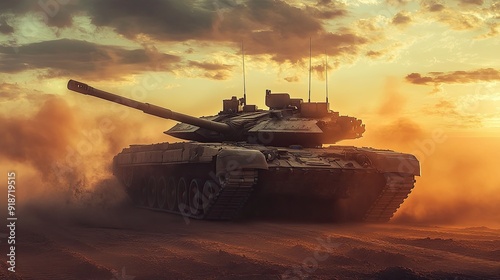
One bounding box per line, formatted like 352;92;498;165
136;169;258;221
363;173;415;222
204;170;257;220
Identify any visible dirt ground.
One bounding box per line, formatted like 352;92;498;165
2;205;499;280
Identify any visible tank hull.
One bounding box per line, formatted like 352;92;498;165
113;142;419;222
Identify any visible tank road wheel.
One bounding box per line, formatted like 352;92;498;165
157;176;167;209
202;180;219;212
166;177;177;211
147;176;157;208
189;179;203;216
177;177;189;215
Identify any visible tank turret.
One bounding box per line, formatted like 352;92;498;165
68;80;364;147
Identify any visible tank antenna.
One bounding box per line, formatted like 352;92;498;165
242;42;247;106
325;52;329;104
308;37;312;103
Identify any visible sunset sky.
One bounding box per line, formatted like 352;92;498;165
1;0;499;134
1;0;499;225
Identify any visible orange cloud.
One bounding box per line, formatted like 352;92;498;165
366;50;385;58
405;68;500;85
427;3;445;12
311;63;333;81
422;99;482;128
0;82;22;101
187;60;234;80
392;11;412;25
418;0;493;32
284;76;299;83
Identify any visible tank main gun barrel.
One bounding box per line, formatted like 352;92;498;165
67;80;231;133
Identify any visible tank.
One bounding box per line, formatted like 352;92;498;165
68;79;420;222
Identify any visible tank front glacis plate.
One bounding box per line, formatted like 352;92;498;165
236;144;419;175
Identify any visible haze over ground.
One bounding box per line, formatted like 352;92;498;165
1;0;498;226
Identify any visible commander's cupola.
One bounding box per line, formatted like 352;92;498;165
221;96;259;114
265;89;329;117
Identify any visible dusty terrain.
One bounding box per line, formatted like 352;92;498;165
2;205;499;280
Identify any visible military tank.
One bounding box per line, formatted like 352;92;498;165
68;79;419;222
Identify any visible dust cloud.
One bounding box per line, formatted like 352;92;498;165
359;118;500;227
349;77;500;227
376;77;408;116
0;94;163;224
394;137;500;227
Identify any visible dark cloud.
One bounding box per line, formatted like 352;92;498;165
188;60;233;71
203;72;230;80
405;68;500;85
428;3;445;12
392;12;412;25
236;31;368;63
86;0;214;41
305;1;347;20
405;73;434;85
0;39;181;80
0;20;14;34
188;60;234;80
459;0;484;5
306;7;346;20
0;0;365;64
366;50;384;58
215;0;327;60
82;0;338;50
317;0;332;5
311;63;333;81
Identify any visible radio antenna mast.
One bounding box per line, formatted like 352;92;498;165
325;52;329;104
308;38;312;103
242;42;247;105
